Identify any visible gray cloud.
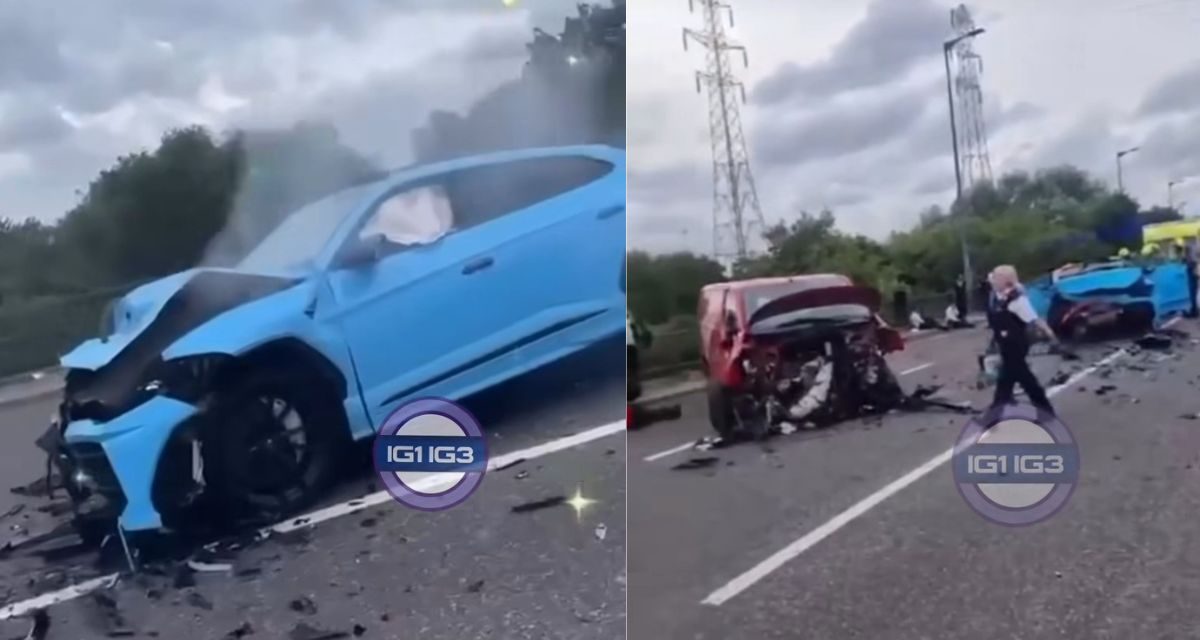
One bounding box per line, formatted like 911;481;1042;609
752;0;949;106
753;80;939;167
0;99;72;150
1137;61;1200;118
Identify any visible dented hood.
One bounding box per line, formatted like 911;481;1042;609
748;285;882;327
60;267;303;372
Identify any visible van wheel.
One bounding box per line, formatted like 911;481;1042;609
706;381;737;438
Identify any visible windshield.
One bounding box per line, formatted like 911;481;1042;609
753;303;872;331
237;183;377;273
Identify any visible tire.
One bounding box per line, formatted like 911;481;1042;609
627;345;642;401
706;381;737;439
201;368;348;523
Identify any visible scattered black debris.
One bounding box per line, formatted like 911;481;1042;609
185;591;214;611
1094;385;1117;396
1113;455;1122;461
289;622;349;640
353;624;366;637
33;502;72;518
1048;372;1070;386
172;564;197;589
10;476;57;498
494;458;525;471
629;403;683;430
466;579;485;593
380;613;390;622
511;496;566;513
234;562;262;579
1135;333;1174;350
359;518;377;528
224;622;255;639
605;449;616;456
289;596;318;615
13;609;50;640
671;457;720;471
1181;413;1200;421
0;504;24;521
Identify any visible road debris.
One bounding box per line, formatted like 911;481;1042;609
514;470;530;480
9;609;50;640
289;621;350;640
494;458;525;471
671;457;720;471
594;523;607;541
289;596;318;615
185;591;214;611
224;622;255;639
465;579;485;593
511;496;566;513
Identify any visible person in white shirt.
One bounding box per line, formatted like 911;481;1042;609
986;265;1059;415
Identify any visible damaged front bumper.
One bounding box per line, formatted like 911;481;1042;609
52;396;199;533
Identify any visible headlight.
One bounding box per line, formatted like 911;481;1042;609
139;354;234;404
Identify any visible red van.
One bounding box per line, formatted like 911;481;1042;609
697;274;904;438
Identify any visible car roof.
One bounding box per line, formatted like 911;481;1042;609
702;274;851;293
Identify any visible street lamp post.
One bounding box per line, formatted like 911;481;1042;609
1116;146;1139;193
1169;178;1187;209
943;26;984;311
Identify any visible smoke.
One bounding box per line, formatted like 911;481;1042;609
198;1;624;271
199;122;383;269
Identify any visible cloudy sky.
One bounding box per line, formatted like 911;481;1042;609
0;0;580;224
628;0;1200;255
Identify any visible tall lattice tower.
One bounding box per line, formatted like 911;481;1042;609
683;0;765;262
950;4;993;189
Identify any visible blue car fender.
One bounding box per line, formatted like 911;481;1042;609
161;280;374;440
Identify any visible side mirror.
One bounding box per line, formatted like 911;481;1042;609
340;233;386;268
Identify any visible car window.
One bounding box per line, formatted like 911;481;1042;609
359;184;454;246
444;156;613;231
353;155;614;256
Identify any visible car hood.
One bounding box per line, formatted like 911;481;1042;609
61;267;304;372
1054;265;1147;298
748;285;882;327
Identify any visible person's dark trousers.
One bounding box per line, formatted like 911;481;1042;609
991;348;1054;414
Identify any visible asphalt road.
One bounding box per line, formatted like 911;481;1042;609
629;320;1200;639
0;340;627;639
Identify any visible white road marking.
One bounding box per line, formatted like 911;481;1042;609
642;361;936;463
0;418;625;621
643;442;695;462
898;362;933;376
700;346;1132;606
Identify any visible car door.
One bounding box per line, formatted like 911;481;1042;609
436;153;624;369
324;177;510;426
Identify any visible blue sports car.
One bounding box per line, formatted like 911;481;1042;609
44;145;627;535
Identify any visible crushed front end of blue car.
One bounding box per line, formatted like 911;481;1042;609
38;269;310;538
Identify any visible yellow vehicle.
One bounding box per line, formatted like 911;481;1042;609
1143;219;1200;250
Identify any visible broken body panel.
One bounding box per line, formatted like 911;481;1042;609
50;145;629;534
698;276;906;437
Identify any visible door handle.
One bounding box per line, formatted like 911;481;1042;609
462;256;494;275
596;205;624;220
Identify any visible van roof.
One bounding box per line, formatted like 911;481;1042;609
701;274;851;293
